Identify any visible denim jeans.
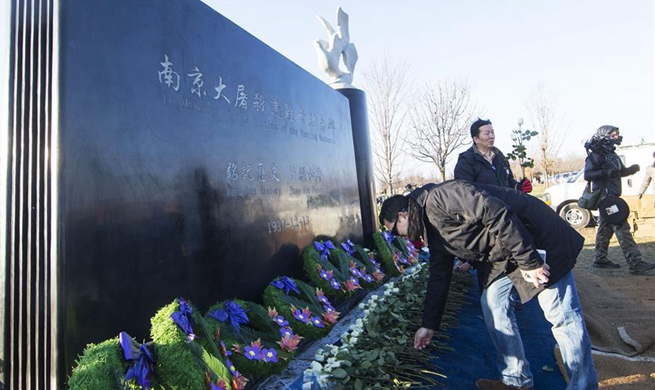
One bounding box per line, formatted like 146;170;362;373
480;271;598;389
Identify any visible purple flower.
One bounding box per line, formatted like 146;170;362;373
310;316;325;328
398;254;409;265
319;269;330;280
368;258;380;267
329;278;341;290
244;344;263;360
323;304;335;313
350;267;364;278
293;308;310;324
261;348;278;363
363;274;374;283
280;327;293;338
317;293;329;304
226;358;237;375
272;315;289;327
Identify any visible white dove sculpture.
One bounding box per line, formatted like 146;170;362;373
314;6;359;88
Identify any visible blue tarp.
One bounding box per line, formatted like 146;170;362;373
433;274;567;389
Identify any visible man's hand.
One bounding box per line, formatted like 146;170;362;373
414;327;435;350
453;259;471;273
518;178;533;193
521;263;551;288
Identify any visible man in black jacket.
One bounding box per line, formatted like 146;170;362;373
584;125;655;274
453;118;532;277
379;181;597;390
454;118;532;193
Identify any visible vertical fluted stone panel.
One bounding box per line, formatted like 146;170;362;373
2;0;56;389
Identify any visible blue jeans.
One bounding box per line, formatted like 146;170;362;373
480;272;598;390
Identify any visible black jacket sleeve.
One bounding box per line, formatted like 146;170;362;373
454;156;475;182
421;244;454;331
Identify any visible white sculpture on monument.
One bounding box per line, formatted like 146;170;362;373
314;6;358;89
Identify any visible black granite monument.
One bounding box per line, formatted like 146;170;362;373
1;0;375;388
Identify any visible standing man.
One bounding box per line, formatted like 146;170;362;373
379;181;598;390
454;118;532;193
637;151;655;207
454;118;532;283
584;126;655;274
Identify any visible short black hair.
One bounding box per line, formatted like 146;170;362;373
378;195;408;226
470;118;492;138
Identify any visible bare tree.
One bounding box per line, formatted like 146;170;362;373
360;57;413;195
525;84;566;188
407;78;476;181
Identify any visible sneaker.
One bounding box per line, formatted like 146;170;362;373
629;260;655;274
592;260;621;269
475;379;533;390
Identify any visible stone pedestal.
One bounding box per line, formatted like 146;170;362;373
336;88;378;248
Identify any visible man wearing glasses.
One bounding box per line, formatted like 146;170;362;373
379;181;597;390
583;125;655;274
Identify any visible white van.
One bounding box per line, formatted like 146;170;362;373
543;142;655;230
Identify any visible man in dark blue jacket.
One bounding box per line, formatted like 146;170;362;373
379;181;597;390
454;118;532;193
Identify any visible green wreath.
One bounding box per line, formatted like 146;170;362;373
262;276;338;340
150;297;242;390
373;231;416;277
67;337;138;390
303;239;359;299
339;239;387;288
204;299;296;378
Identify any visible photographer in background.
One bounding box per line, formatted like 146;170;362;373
637;151;655;207
584;126;655;274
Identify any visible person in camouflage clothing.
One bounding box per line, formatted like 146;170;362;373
584;125;655;274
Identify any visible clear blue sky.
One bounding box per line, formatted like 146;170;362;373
203;0;654;176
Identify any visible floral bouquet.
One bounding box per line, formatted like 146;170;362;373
263;276;339;340
204;299;297;378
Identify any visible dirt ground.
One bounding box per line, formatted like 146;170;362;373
576;227;655;310
573;227;655;389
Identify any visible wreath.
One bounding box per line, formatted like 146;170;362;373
339;239;386;288
372;231;417;277
263;276;339;340
67;336;147;390
204;299;297;378
150;297;245;390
